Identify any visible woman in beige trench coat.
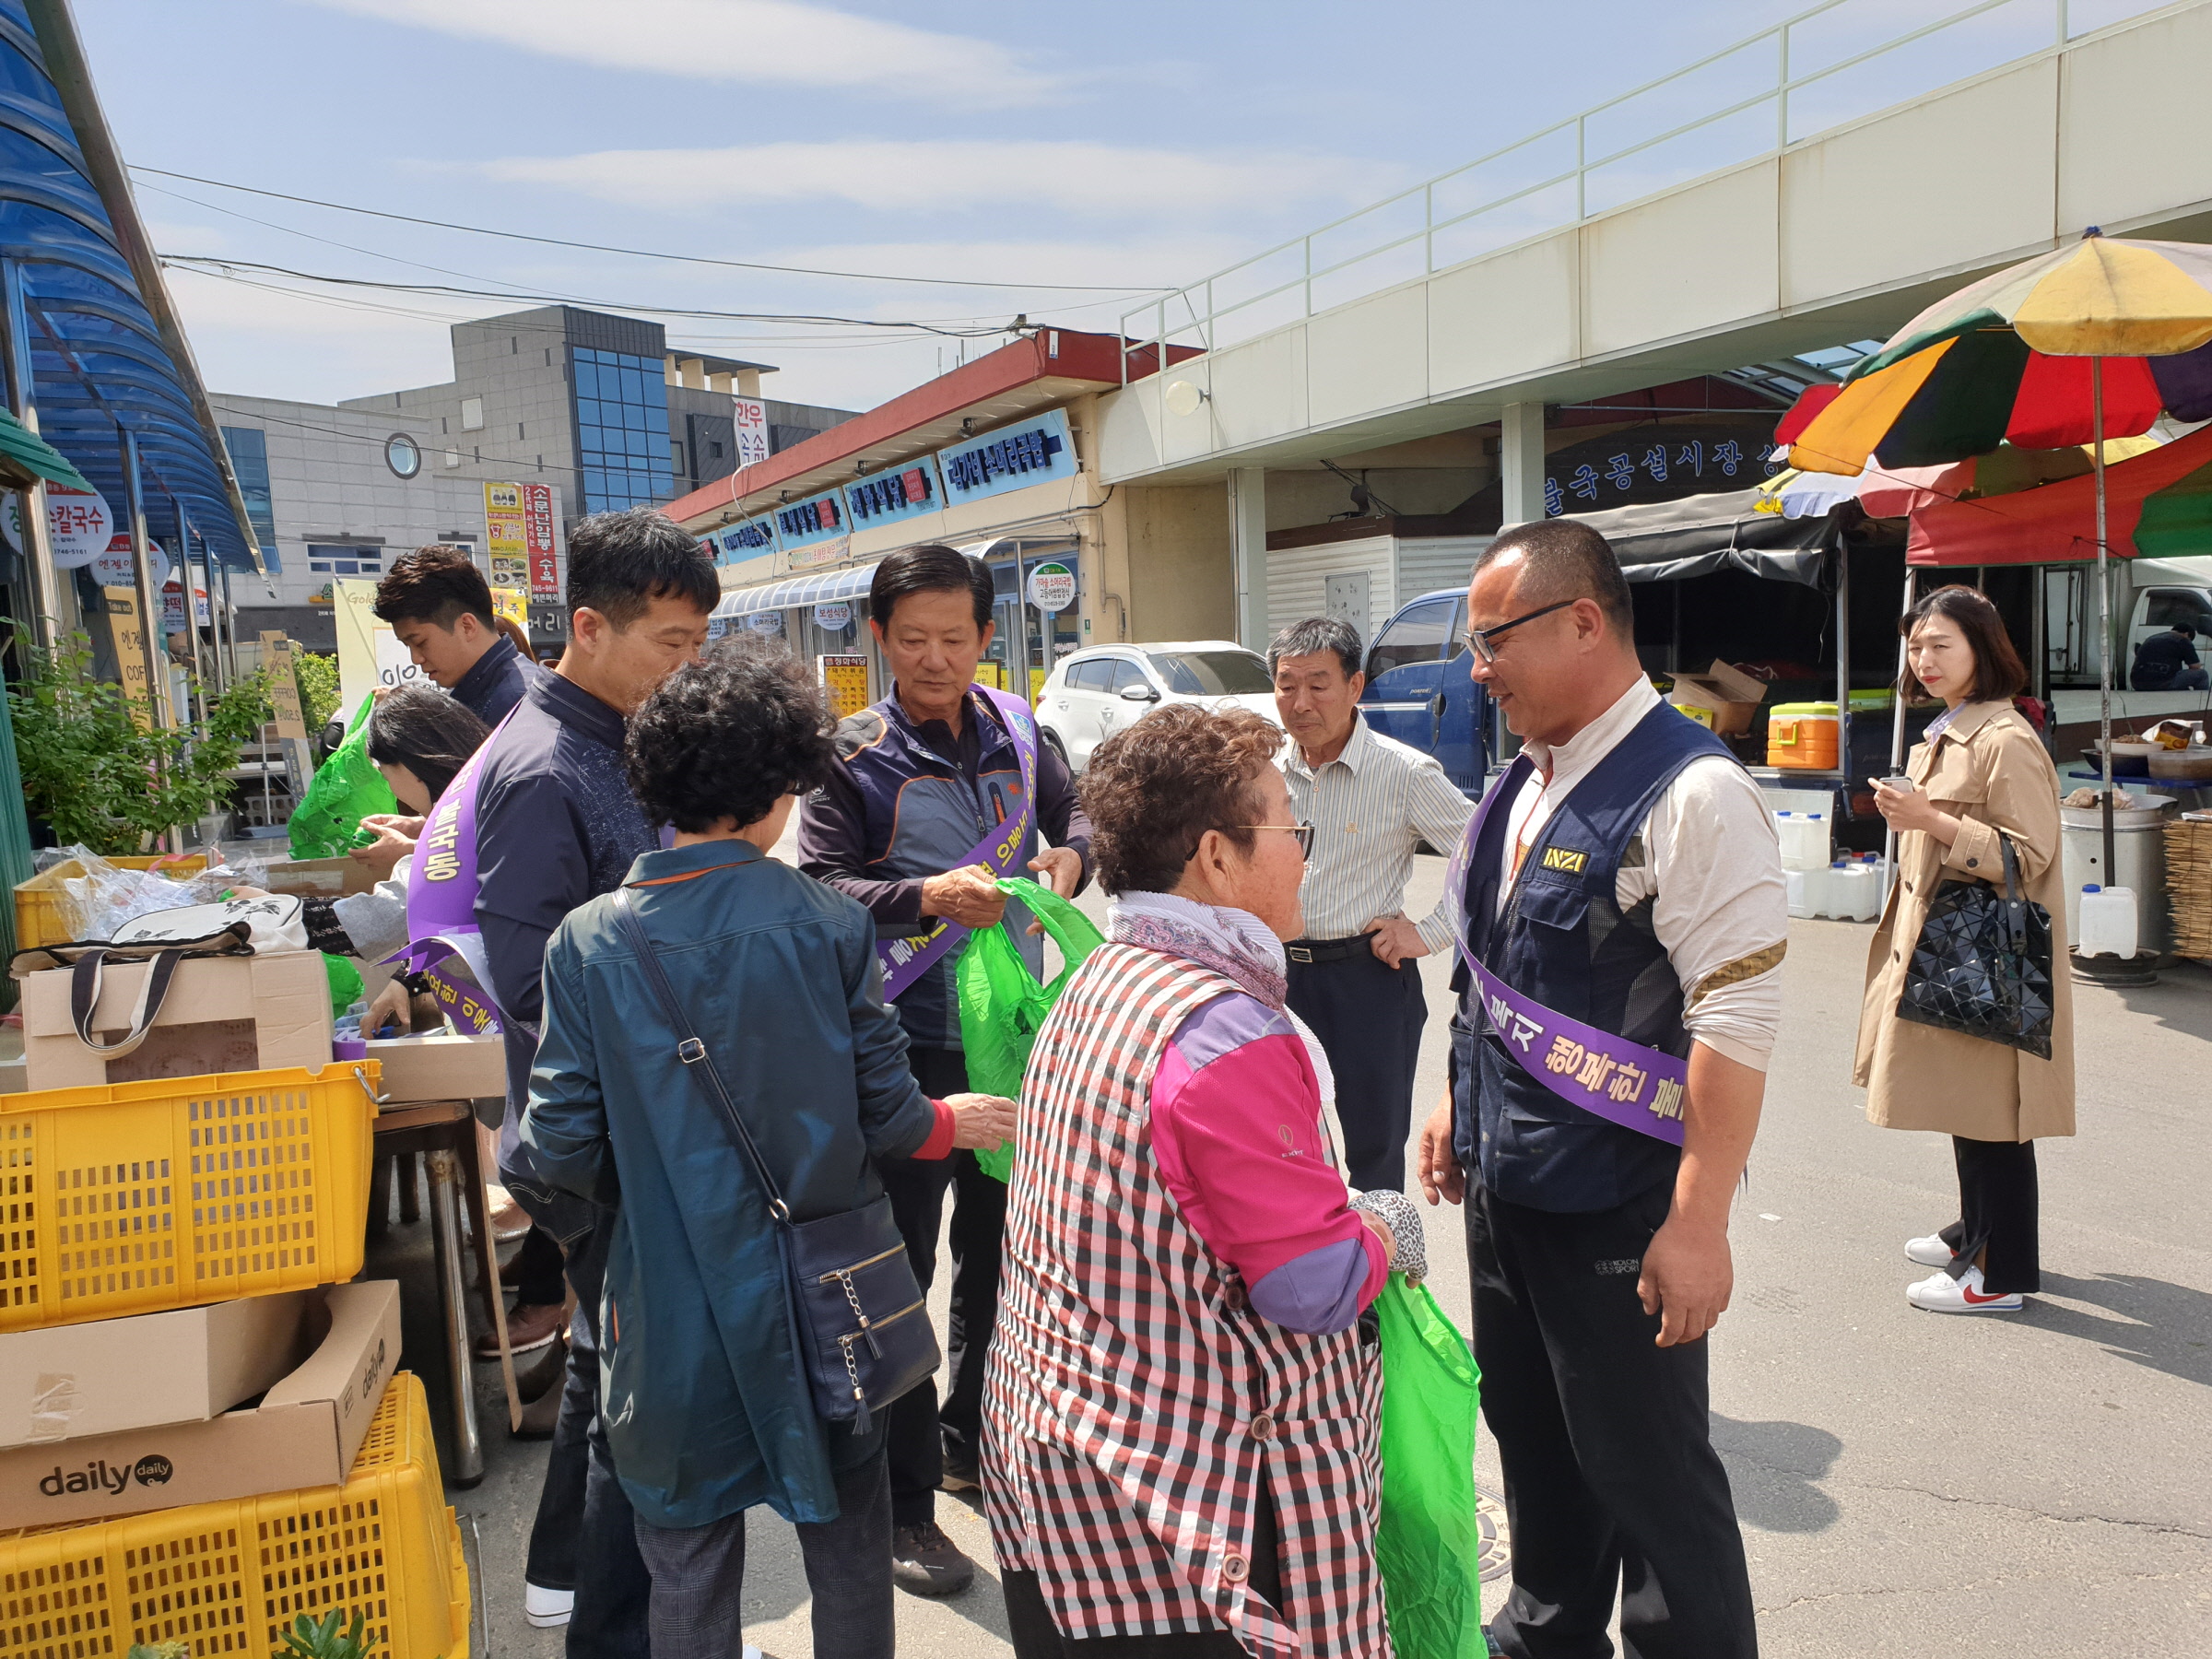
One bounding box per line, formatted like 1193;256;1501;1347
1856;584;2073;1314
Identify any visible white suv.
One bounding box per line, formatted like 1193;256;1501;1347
1038;641;1280;771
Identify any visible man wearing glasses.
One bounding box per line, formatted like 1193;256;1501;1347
1271;616;1475;1192
1416;519;1783;1659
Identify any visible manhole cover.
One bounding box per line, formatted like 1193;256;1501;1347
1476;1483;1512;1584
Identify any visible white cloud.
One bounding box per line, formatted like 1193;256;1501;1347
463;141;1401;218
294;0;1060;107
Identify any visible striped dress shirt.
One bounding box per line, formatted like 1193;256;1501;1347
1281;716;1476;951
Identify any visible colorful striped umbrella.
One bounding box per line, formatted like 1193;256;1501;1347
1776;231;2212;911
1783;236;2212;477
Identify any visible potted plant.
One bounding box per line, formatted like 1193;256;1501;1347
7;630;271;854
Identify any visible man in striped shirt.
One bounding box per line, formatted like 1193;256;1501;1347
1273;616;1476;1191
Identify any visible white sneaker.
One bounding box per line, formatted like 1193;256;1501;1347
1904;1233;1957;1269
524;1583;574;1629
1906;1265;2023;1313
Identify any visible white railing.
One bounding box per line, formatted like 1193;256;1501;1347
1121;0;2196;380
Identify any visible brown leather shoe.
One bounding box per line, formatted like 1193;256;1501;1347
476;1300;565;1361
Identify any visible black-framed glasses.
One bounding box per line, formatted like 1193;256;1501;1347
1236;822;1315;859
1468;597;1578;664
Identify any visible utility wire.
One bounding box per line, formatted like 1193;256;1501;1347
159;255;1025;337
130;164;1170;296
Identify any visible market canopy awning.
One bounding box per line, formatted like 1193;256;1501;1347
1907;423;2212;566
711;561;880;619
0;403;86;489
0;1;264;571
1564;487;1849;587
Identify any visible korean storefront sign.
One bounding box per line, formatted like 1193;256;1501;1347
813;602;853;631
105;587;150;727
90;534;168;594
1026;560;1077;614
2;484;113;568
733;396;771;469
842;456;944;533
485;481;559;596
936;407;1077;508
818;653;870;721
717;514;780;567
775;487;846;551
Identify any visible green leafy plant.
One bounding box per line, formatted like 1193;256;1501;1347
7;629;272;854
275;1612;367;1659
295;650;341;730
127;1642;192;1659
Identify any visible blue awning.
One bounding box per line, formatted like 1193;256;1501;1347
0;3;262;571
712;561;881;619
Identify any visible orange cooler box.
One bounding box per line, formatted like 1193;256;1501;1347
1766;702;1840;769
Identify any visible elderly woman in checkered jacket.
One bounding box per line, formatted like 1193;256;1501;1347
982;703;1421;1659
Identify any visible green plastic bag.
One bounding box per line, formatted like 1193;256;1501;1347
954;876;1104;1182
323;954;363;1020
288;693;398;859
1375;1276;1487;1659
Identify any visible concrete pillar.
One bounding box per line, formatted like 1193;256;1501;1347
735;369;763;398
1229;468;1268;651
1500;401;1547;529
678;358;707;390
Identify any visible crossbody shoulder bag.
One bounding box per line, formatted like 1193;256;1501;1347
610;885;938;1434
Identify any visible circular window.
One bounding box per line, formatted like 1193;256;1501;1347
384;432;422;479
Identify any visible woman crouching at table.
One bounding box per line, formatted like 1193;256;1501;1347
982;702;1421;1659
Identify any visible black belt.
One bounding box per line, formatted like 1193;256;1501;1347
1285;933;1376;965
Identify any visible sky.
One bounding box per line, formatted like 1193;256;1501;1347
71;0;2160;418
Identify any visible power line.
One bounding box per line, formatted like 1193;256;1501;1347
130;164;1169;296
159;255;1026;337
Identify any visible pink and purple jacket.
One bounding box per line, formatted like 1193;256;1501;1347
1150;991;1387;1331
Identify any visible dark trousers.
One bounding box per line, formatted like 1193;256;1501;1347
875;1045;1006;1526
1940;1136;2041;1294
632;1443;893;1659
512;1196;653;1659
511;1223;567;1307
1285;945;1428;1192
1003;1489;1281;1657
1466;1179;1757;1659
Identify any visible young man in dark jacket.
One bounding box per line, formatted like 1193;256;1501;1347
797;544;1092;1595
374;544;542;724
473;509;715;1655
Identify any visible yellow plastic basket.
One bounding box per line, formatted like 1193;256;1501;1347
0;1372;471;1659
0;1064;378;1332
11;858;211;955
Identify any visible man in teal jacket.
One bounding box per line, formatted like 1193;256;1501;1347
523;643;1011;1657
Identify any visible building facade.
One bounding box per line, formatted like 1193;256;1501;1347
216;305;855;650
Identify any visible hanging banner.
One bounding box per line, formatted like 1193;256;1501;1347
524;481;559;597
843;456;945;533
786;534;850;571
260;632;309;741
104;586;151;728
936;407;1077;508
733;395;771;470
484;482;530;592
818;653;870;721
773;487;846;551
3;485;113;569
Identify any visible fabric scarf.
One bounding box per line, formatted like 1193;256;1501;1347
1107;890;1339;1134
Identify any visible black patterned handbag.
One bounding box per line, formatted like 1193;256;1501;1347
610;887;939;1434
1894;831;2054;1060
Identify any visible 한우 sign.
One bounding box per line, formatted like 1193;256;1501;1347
733;395;771;470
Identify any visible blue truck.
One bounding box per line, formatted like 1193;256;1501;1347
1356;588;1490;799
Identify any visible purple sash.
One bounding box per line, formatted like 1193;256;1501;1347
388;706;517;1035
1445;758;1688;1146
877;684;1040;1002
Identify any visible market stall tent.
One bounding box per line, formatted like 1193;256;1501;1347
1905;422;2212;567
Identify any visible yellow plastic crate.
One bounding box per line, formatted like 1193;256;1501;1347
0;1373;471;1659
0;1064;378;1332
12;858;211;954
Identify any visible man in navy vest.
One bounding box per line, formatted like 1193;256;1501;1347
1417;519;1784;1659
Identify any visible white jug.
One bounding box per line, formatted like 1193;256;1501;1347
2076;885;2139;959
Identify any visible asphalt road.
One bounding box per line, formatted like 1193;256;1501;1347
406;844;2212;1659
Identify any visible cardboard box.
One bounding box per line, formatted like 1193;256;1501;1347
1669;659;1769;737
357;1031;508;1103
0;1289;317;1448
0;1280;399;1526
263;856;380;899
15;949;334;1090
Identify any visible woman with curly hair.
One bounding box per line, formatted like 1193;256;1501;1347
522;639;1015;1659
982;702;1421;1658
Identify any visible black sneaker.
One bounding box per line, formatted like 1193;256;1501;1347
891;1521;976;1596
